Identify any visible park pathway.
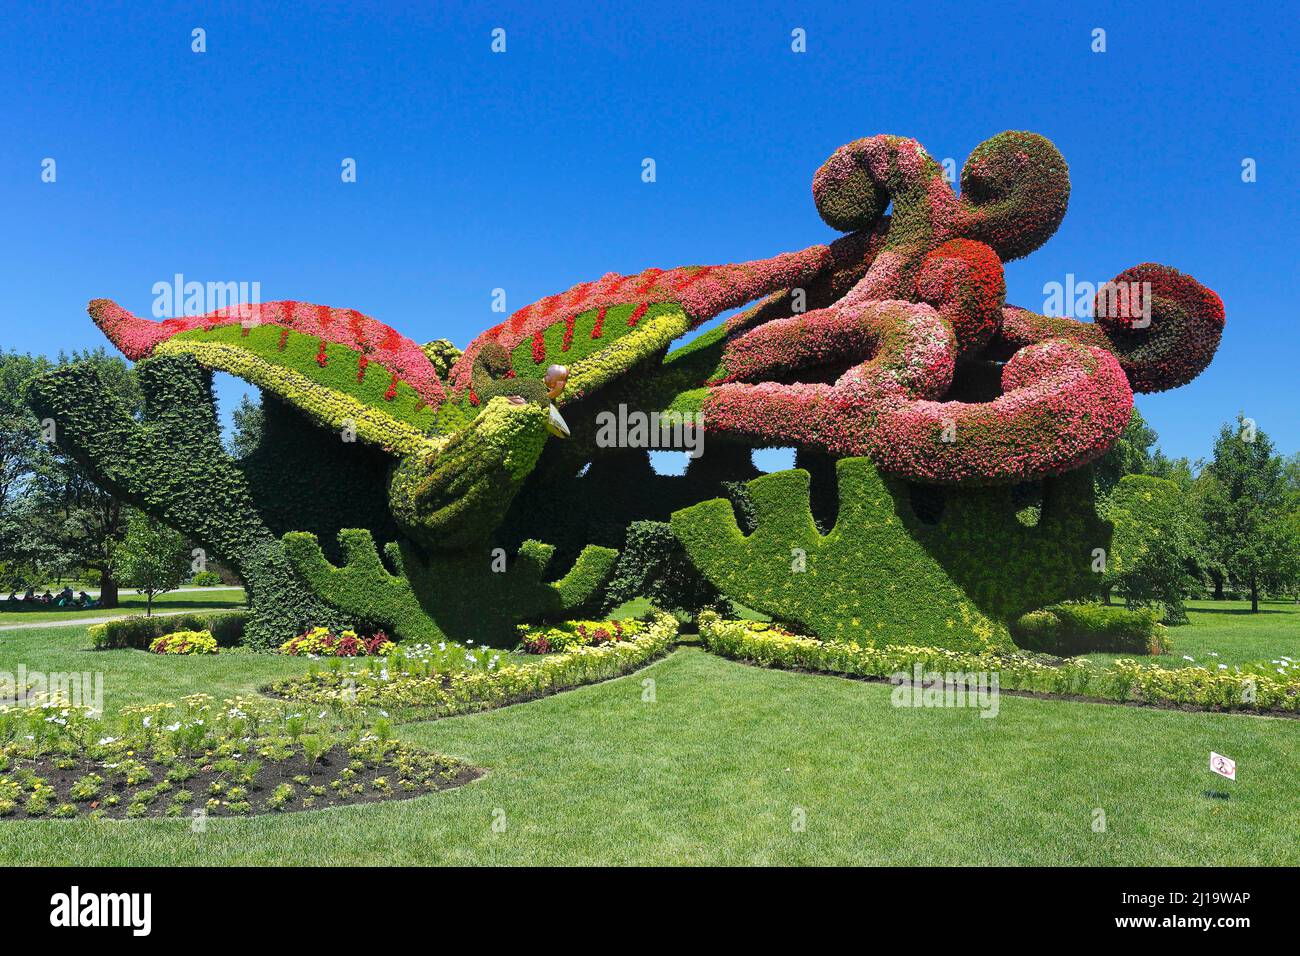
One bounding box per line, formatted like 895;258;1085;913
0;608;213;632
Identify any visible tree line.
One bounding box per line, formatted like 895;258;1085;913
1094;409;1300;620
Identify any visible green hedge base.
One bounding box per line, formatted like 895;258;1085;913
673;457;1110;654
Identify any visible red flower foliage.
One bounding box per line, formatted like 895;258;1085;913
523;633;551;654
443;245;836;397
87;298;446;406
1094;263;1225;392
915;239;1006;357
282;628;392;657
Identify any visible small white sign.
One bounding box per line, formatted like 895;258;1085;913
1210;752;1236;781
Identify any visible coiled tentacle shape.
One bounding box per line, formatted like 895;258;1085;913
677;132;1221;484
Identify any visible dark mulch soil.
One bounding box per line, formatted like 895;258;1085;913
0;745;481;821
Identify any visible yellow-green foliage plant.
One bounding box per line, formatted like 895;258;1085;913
271;612;680;715
387;398;549;552
697;612;1297;714
516;618;645;653
148;630;219;655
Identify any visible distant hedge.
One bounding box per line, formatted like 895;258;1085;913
602;521;733;621
1011;604;1166;656
90;611;249;650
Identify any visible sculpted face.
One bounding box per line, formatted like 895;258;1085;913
542;364;572;437
544;364;569;400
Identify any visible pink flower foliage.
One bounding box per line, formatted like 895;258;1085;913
691;132;1220;484
704;300;954;455
88;298;445;406
83;131;1221;488
869;341;1134;483
818;136;961;304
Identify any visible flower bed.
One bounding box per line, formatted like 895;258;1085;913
516;618;644;654
0;694;476;820
698;613;1299;714
270;612;678;716
280;627;395;657
149;630;219;655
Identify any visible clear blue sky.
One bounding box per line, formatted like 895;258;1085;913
1;1;1295;464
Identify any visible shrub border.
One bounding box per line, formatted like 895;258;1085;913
90;611;249;650
698;613;1298;716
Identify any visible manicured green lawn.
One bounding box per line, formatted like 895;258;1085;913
0;588;247;625
1084;599;1300;669
0;619;311;713
610;597;770;622
0;622;1295;865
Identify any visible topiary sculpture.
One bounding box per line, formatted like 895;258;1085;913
28;130;1223;649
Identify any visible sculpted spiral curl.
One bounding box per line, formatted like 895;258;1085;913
684;131;1221;484
997;262;1225;394
1094;263;1225;391
815;135;959;302
953;131;1071;262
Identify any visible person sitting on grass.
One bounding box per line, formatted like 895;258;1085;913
77;591;96;609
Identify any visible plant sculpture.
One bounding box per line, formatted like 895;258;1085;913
282;528;616;646
27;130;1223;649
672;458;1108;651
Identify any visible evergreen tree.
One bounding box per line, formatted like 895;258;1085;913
1201;415;1294;611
